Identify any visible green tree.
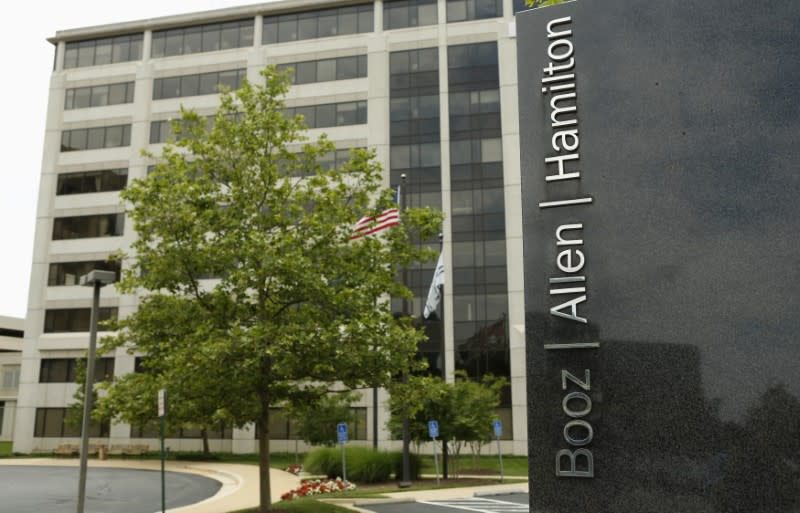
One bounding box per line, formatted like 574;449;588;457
99;66;440;512
387;372;507;474
286;391;358;447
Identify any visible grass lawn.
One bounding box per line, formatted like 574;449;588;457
419;453;528;477
0;441;12;456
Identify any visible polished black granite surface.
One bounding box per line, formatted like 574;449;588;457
517;0;800;511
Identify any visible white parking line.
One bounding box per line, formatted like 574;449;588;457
417;497;530;513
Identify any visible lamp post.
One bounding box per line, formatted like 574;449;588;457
76;269;116;513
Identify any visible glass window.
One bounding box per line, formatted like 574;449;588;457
298;15;318;40
183;27;202;54
264;4;373;44
108;83;129;105
104;125;125;148
317;104;337;127
52;214;124;240
336;56;358;79
43;308;118;333
94;39;113;65
87;127;105;149
73;87;91;109
180;75;200;97
296;61;317;84
48;260;121;286
202;27;220;52
60;125;131;152
152;19;254;57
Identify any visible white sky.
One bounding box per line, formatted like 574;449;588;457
0;1;272;318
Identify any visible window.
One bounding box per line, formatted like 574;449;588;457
284;101;367;128
263;4;373;44
39;358;114;383
277;55;367;85
56;169;127;195
65;82;134;109
150;115;220;144
446;0;502;22
131;421;233;439
52;214;124;240
153;69;247;99
43;308;118;333
34;408;109;437
48;260;121;286
64;34;143;69
1;366;20;389
151;20;254;58
60;125;131;152
384;0;438;30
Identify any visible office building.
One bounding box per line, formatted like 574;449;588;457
14;0;531;454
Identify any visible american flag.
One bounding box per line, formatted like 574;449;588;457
350;208;400;241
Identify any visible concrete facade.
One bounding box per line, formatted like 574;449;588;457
15;0;530;455
0;316;24;442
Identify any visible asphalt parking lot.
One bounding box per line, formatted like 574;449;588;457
0;465;221;513
361;493;530;513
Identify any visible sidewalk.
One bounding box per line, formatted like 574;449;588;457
0;457;300;513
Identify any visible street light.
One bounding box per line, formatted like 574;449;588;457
76;269;116;513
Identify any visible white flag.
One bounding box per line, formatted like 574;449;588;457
423;253;445;319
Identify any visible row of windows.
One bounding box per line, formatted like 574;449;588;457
446;0;502;23
132;422;233;439
153;69;246;100
267;407;368;440
48;260;121;286
52;214;124;240
278;55;367;85
65;82;134;110
43;308;118;333
284;101;367;129
60;125;131;152
63;3;514;70
384;0;438;29
152;20;254;58
39;358;115;383
32;407;370;441
64;35;143;69
263;5;374;44
56;168;127;195
34;407;110;437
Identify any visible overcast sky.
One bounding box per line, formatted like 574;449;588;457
0;1;273;318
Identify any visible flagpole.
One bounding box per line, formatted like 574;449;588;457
438;231;449;480
399;173;412;488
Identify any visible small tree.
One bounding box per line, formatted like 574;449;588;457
286;391;358;447
99;66;440;513
387;372;507;475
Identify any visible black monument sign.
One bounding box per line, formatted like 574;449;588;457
518;0;800;511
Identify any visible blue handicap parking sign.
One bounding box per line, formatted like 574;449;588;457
428;420;439;438
337;422;348;443
493;419;502;438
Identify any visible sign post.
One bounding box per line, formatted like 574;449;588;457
158;389;167;513
493;419;504;483
337;422;348;482
428;420;440;485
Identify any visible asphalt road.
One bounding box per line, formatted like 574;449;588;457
0;465;221;513
362;493;530;513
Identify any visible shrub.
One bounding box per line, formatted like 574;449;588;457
304;447;340;478
305;447;408;483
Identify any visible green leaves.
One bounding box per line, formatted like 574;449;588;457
103;65;441;510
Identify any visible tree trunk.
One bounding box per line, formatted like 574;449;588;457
258;397;272;512
201;427;210;455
